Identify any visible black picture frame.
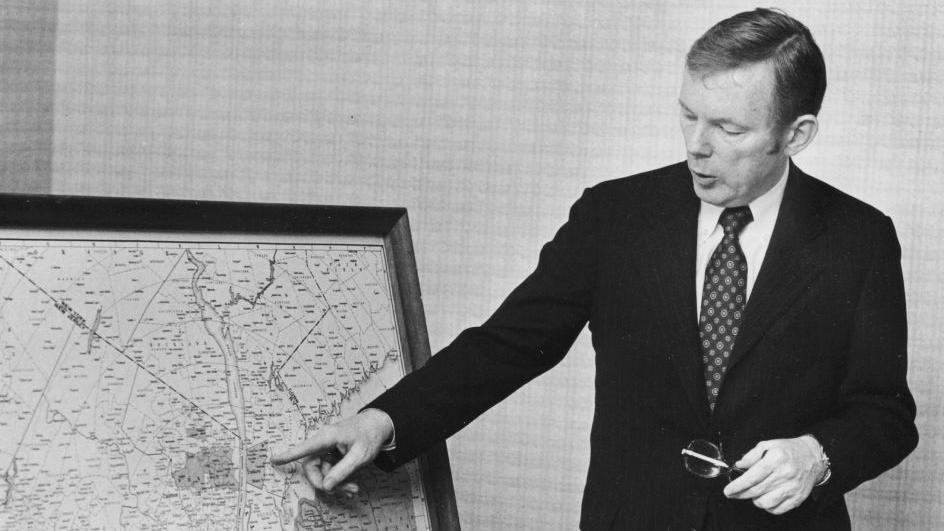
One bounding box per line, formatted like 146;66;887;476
0;192;460;531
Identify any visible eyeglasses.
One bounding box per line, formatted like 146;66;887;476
681;439;745;481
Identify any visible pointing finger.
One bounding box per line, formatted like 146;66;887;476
270;430;336;465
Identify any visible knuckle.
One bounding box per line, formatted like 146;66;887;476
348;445;369;464
769;447;787;461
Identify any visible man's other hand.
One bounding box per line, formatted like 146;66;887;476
270;408;394;495
722;435;827;515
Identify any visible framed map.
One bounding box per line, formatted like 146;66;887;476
0;193;459;530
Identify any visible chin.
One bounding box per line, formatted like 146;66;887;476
692;182;731;206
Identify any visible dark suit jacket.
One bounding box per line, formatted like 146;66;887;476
367;161;917;530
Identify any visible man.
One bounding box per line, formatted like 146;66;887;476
272;8;917;529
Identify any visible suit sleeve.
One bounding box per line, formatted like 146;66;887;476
365;187;600;470
807;216;918;500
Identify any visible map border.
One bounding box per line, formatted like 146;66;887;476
0;192;461;531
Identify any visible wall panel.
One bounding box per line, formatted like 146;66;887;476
0;0;56;193
49;2;943;528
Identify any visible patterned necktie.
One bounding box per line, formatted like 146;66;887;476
699;206;753;411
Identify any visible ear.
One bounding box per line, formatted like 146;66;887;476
781;114;819;157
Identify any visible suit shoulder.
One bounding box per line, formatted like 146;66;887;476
795;169;900;260
801;171;893;227
586;161;692;203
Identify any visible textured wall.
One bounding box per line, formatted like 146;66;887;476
47;1;943;529
0;0;56;193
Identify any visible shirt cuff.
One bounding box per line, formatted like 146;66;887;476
380;430;397;452
360;407;397;452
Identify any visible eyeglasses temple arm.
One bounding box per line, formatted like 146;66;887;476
680;448;731;469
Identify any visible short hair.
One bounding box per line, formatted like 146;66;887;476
686;8;827;127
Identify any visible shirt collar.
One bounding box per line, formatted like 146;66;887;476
697;162;790;242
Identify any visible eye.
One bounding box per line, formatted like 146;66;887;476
720;126;744;136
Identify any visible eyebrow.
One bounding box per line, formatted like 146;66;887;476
678;100;747;128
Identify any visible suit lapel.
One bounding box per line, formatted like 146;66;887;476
633;169;710;426
727;162;826;371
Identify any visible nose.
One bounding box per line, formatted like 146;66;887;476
685;122;712;158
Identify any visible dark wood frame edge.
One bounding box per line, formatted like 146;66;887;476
386;212;461;531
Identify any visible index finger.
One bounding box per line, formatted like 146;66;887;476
724;457;774;498
270;430;336;465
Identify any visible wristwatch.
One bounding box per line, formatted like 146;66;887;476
814;443;831;487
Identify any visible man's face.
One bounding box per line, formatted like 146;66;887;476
679;61;789;207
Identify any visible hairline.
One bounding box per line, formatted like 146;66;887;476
684;10;823;129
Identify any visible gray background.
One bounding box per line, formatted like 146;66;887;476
3;1;942;529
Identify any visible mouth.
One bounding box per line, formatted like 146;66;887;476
691;170;717;185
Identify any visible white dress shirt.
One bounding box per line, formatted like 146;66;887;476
695;164;789;314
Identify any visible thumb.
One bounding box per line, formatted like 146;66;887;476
323;444;371;491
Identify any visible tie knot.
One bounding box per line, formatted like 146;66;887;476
720;206;753;236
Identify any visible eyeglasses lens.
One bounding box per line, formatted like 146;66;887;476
683;439;725;479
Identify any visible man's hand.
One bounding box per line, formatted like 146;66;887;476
270;408;394;495
722;435;827;515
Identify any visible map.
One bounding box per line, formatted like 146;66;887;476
0;234;431;530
